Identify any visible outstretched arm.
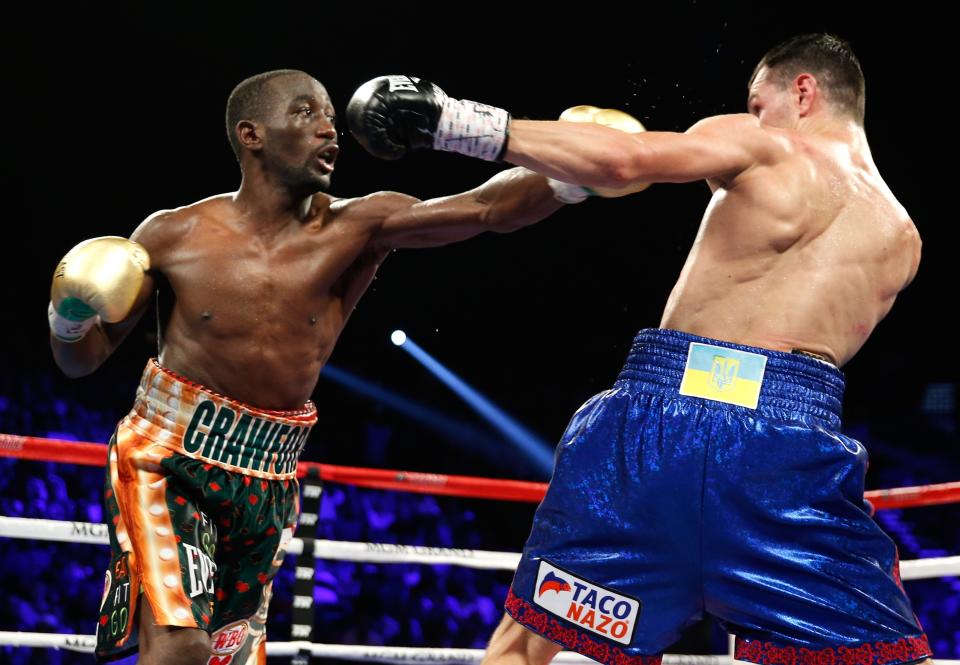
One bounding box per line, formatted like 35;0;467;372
369;167;563;251
504;114;767;187
345;75;772;190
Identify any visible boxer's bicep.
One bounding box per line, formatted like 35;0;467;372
628;119;761;184
373;190;491;249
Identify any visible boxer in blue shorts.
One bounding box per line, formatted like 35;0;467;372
348;34;932;665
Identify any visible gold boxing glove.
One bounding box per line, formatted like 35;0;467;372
48;236;151;342
547;105;651;203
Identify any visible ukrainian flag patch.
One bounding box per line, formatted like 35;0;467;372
678;343;767;409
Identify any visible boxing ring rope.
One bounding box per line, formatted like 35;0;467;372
0;631;734;664
1;516;958;580
0;516;523;570
2;433;959;662
3;434;960;509
0;433;546;502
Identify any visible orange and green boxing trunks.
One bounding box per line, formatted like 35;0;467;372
95;359;317;664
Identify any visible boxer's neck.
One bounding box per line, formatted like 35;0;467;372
233;177;315;229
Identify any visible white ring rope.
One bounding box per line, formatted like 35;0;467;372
0;516;520;570
0;632;956;665
2;516;957;580
0;632;717;663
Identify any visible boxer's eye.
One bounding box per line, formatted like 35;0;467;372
297;107;313;117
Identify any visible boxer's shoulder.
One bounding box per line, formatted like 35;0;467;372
127;199;206;264
328;190;420;226
688;112;760;133
689;113;791;161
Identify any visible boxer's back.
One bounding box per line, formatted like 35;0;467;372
661;124;920;366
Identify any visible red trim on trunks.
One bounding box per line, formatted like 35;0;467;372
504;588;661;665
734;635;932;665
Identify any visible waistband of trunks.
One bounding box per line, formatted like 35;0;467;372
615;328;845;428
126;359;317;479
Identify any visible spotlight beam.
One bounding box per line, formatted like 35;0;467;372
393;334;554;475
320;364;518;467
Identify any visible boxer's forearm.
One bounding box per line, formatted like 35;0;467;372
50;305;148;377
51;325;112;377
479;167;564;233
505;120;651;189
373;167;563;250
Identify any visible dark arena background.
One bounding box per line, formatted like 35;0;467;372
2;4;956;664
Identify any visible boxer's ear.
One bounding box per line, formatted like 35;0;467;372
237;120;264;152
794;73;818;117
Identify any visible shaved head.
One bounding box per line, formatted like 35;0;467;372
225;69;313;161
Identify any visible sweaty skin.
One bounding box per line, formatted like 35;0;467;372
659;120;918;366
505;67;920;366
50;73;562;410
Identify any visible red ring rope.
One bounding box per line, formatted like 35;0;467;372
2;433;959;509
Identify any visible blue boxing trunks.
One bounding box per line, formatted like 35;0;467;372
505;329;931;665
